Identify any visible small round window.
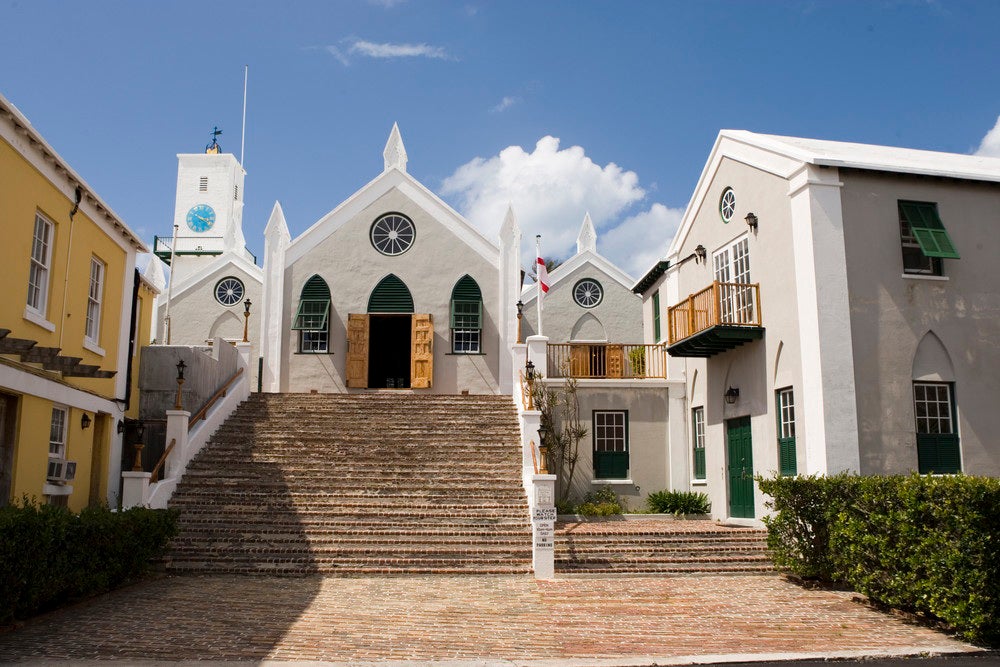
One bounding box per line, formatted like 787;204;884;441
573;278;604;308
720;187;736;223
214;277;245;306
370;213;415;256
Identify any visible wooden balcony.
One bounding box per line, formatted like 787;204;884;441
666;281;764;357
546;343;667;379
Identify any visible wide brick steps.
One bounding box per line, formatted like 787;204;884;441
554;520;774;575
166;392;532;576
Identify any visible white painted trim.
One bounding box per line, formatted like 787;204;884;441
43;483;73;496
286;168;499;267
23;307;56;332
0;362;121;415
167;252;263;303
690;479;708;486
82;339;105;357
901;273;950;282
590;479;634;485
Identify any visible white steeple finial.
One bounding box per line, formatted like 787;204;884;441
383;122;408;173
577;212;597;254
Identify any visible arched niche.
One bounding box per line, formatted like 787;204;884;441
570;312;606;342
912;331;955;382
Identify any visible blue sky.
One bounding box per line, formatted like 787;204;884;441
2;0;999;277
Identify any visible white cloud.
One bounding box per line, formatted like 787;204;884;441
440;136;678;276
974;115;1000;157
368;0;406;7
325;46;350;66
349;40;449;60
491;96;519;113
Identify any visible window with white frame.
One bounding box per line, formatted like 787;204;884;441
913;382;960;474
27;213;54;314
713;237;753;324
47;406;67;479
692;406;705;480
85;257;105;344
776;387;797;476
593;410;628;479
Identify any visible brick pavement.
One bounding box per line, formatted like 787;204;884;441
0;574;979;664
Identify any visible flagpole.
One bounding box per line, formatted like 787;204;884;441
240;65;248;167
536;234;543;337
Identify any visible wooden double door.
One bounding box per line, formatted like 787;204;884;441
346;313;433;389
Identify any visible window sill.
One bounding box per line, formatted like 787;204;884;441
691;479;708;486
294;352;333;355
901;273;949;282
591;478;633;485
446;352;487;356
24;307;56;332
43;483;73;496
83;339;105;357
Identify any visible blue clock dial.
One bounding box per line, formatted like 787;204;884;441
186;204;216;232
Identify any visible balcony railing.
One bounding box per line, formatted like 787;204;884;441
667;281;761;345
546;343;667;379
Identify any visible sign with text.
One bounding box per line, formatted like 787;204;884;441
533;507;557;522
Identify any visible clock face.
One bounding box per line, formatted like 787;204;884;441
186;204;216;232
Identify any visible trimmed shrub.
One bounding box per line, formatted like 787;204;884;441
646;490;711;515
0;499;178;625
574;486;626;516
759;474;1000;645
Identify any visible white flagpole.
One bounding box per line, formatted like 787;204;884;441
536;234;543;337
240;65;248;167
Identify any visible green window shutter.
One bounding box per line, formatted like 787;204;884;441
900;201;960;259
693;448;706;480
292;276;331;330
368;274;414;313
917;433;961;474
778;437;797;476
594;451;629;479
652;291;661;342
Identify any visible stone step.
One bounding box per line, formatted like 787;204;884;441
165;560;532;576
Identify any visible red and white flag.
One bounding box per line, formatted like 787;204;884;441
535;235;548;336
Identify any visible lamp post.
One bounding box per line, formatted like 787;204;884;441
537;423;550;474
174;359;187;410
516;300;524;344
243;298;252;343
130;420;147;472
525;359;536;410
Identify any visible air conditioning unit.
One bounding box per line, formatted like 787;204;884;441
47;459;77;483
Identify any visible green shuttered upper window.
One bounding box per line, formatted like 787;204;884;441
898;201;960;262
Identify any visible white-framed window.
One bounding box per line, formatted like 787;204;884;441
47;405;67;476
593;410;629;479
85;257;105;344
776;387;797;477
27;213;54;314
913;382;961;474
713;236;753;324
692;406;706;480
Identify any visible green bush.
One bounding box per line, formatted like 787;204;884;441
646;490;711;515
0;499;178;625
573;486;626;516
759;474;1000;644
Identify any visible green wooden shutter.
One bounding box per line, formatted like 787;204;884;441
292;276;331;330
594;451;629;479
652;291;661;342
778;437;797;477
917;433;961;474
368;274;414;313
693;447;706;480
450;276;483;328
899;201;960;259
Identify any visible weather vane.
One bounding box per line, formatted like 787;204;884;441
205;126;223;154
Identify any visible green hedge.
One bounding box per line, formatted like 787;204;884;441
0;499;178;625
646;490;711;515
759;474;1000;644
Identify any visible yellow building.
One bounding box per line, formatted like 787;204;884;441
0;92;154;510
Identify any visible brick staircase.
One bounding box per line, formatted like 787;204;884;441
555;519;773;575
166;392;532;575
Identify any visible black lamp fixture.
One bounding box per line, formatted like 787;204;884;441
80;413;92;430
537;422;549;446
516;300;524;317
117;419;125;435
525;359;536;382
744;212;759;231
694;244;707;263
244;298;252;316
725;386;740;405
176;359;186;381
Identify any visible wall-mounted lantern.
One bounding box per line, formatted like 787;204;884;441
725;386;740;405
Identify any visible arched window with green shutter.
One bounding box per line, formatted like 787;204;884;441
292;275;331;353
451;275;482;353
367;274;414;313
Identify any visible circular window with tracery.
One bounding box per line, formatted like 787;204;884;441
370;213;415;256
214;277;245;306
573;278;604;308
720;187;736;223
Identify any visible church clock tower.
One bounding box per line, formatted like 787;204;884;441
163;128;252;284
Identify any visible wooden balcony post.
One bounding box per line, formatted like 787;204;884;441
755;284;762;326
712;280;721;327
687;295;695;340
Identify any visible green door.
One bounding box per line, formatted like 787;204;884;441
726;416;755;519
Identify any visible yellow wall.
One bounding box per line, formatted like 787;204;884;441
0;138;126;400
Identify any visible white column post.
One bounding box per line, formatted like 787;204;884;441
121;471;152;509
164;409;191;480
526;335;549;378
531;474;557;579
261;202;290;393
